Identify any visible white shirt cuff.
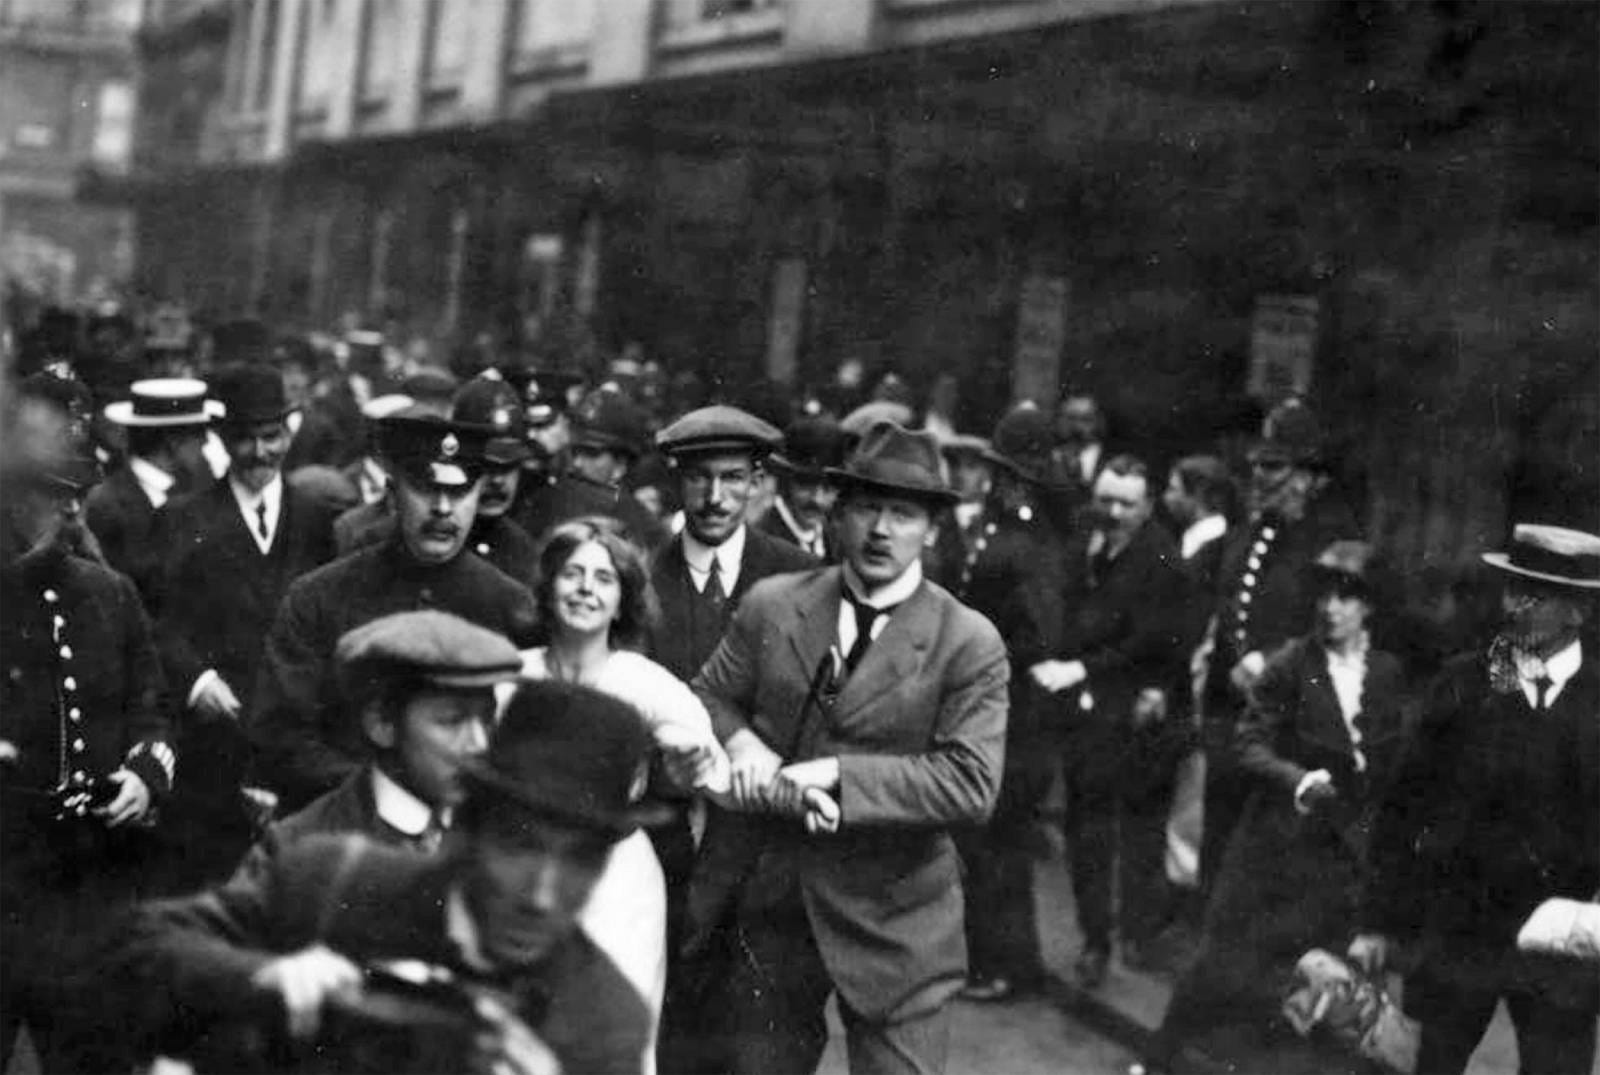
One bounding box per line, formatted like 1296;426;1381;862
187;668;220;708
1293;769;1332;814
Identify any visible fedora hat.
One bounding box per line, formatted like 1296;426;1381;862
1482;524;1600;591
827;421;959;506
210;362;296;427
104;377;224;427
462;679;672;840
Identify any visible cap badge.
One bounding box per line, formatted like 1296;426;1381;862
441;433;460;458
492;407;512;429
525;378;541;402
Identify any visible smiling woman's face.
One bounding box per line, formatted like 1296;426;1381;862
551;539;622;640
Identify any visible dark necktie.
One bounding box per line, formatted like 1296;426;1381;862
704;556;726;608
843;595;896;674
255;500;270;542
1533;676;1553;712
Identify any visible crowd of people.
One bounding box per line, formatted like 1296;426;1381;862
0;306;1596;1075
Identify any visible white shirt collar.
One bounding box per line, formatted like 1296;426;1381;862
359;457;388;502
446;885;494;972
683;524;747;593
1181;513;1227;561
1079;442;1102;483
843;557;923;610
774;496;822;551
1522;639;1583;707
370;765;437;838
128;455;176;508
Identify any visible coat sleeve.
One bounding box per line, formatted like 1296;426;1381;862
248;581;358;805
837;617;1010;827
1234;639;1310;795
115;570;177;799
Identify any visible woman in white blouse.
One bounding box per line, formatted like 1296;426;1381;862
519;516;730;1068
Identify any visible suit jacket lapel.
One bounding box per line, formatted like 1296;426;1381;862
1301;649;1358;755
836;581;935;721
786;568;840;687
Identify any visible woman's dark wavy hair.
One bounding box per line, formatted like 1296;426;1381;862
533;515;659;650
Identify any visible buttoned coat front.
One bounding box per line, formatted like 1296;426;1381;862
689;566;1009;1022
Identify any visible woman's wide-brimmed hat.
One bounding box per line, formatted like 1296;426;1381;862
1482;524;1600;591
826;421;959;506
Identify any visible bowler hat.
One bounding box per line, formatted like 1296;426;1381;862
1310;540;1382;601
656;405;782;460
570;390;648;459
336;611;522;705
827;421;959;506
1250;397;1324;469
104;377;225;427
462;679;672;840
1482;524;1600;591
451;374;530;466
770;416;847;479
211;362;296;427
377;411;490;490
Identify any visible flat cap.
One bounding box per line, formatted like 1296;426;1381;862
337;611;522;701
376;409;490;489
656;404;782;458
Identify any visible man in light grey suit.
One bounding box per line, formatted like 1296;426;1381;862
688;421;1010;1075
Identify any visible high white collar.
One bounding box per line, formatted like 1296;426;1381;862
843;558;923;609
370;765;437;837
128;455;176;507
1181;513;1227;560
683;523;746;575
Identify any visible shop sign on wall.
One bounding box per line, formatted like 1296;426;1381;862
1249;294;1319;402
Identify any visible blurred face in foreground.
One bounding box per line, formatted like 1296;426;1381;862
464;816;610;967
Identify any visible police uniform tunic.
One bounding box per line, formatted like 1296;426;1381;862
249;538;539;813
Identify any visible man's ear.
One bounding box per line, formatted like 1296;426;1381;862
360;702;398;750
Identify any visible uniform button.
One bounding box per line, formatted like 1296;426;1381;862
43;589;59;604
1241;592;1253;604
72;770;86;782
72;738;85;753
52;615;66;629
1018;506;1034;522
1252;542;1269;555
420;588;434;604
476;543;490;556
7;667;20;683
63;676;77;691
1261;527;1277;540
1243;573;1256;586
59;645;72;660
1247;556;1262;570
1236;610;1249;622
69;707;82;722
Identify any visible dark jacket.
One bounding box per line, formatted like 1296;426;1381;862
757;500;833;562
1;544;173;865
119;835;652;1074
1361;650;1600;1012
248;540;538;812
647;525;816;684
84;465;167;597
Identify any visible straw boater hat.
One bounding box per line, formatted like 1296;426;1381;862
1482;524;1600;591
104;378;224;427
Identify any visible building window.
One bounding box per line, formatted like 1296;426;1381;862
91;80;134;170
253;0;281;113
702;0;777;18
512;0;594;58
425;0;470;87
297;0;340;111
359;0;403;102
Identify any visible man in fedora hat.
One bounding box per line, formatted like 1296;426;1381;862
760;415;848;561
87;377;222;594
646;404;816;1072
688;421;1009;1074
115;679;658;1075
249;412;539;814
1350;524;1600;1074
2;378;175;1073
1193;396;1361;901
146;362;342;890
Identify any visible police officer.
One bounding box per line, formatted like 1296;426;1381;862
448;373;541;586
2;381;175;1073
249;412;539;814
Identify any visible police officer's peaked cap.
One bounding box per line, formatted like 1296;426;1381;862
656;405;782;460
376;409;491;489
336;611;522;702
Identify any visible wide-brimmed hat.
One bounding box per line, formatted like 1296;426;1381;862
1482;524;1600;591
211;362;297;428
104;377;224;427
770;416;848;480
462;679;672;841
656;405;782;460
376;410;491;490
827;421;959;506
840;401;915;443
451;373;530;466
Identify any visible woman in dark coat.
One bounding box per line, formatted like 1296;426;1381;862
1151;541;1410;1072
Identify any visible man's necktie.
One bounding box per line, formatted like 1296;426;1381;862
1533;676;1553;711
704;556;726;608
843;595;896;674
255;501;270;542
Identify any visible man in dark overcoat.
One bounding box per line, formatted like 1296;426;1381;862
688;422;1009;1074
249;413;538;814
1351;524;1600;1074
1031;454;1187;987
150;362;341;890
116;679;658;1075
759;414;847;561
2;393;176;1073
